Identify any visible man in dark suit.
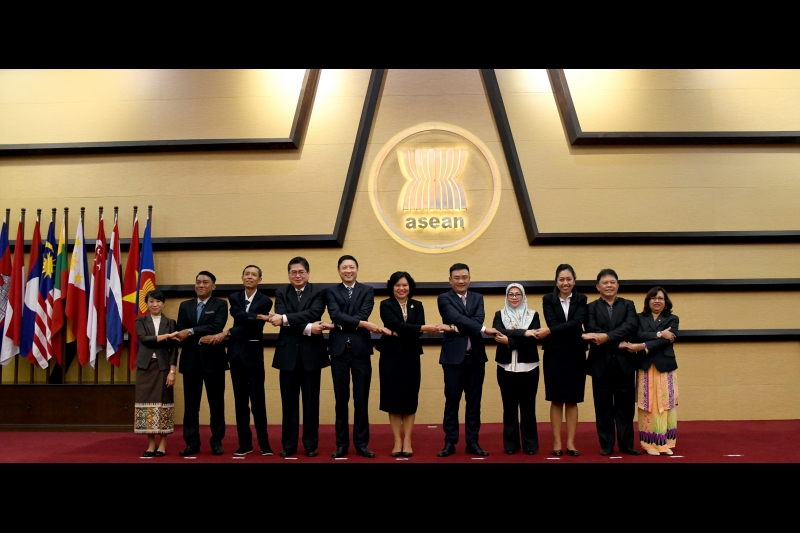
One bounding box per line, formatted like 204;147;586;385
268;257;331;457
175;271;229;456
326;255;380;459
582;268;641;456
206;265;274;457
436;263;498;457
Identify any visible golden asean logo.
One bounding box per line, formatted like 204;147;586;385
368;124;501;254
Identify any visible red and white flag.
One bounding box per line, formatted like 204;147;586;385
87;216;107;368
65;218;89;366
0;219;25;366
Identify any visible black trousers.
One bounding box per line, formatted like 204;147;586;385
496;366;540;452
229;356;269;450
182;369;226;448
330;348;372;448
279;365;321;453
591;356;636;452
442;354;485;446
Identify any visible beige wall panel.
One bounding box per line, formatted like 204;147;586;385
381;69;486;96
494;69;554;94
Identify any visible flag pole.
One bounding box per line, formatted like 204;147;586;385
127;205;138;385
14;208;25;385
45;208;55;384
78;207;84;385
29;209;41;384
94;206;102;385
0;209;7;386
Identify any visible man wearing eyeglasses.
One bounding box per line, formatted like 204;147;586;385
269;257;332;457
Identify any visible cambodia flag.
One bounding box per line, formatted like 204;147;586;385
105;215;123;367
0;221;10;335
87;216;107;368
1;220;26;366
122;215;140;370
66;218;89;366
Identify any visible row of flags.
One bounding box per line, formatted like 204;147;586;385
0;211;156;371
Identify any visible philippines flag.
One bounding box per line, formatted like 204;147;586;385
105;215;123;367
122;215;140;370
87;216;107;368
66;218;89;366
1;219;26;366
0;220;10;334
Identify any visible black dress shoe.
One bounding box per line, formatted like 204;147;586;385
524;449;538;455
179;446;200;456
391;451;403;457
400;451;413;458
234;445;253;456
437;443;456;457
305;449;318;457
356;446;375;458
211;445;224;456
153;450;166;457
465;443;489;456
141;450;155;458
600;448;613;456
279;450;295;457
566;448;580;457
331;446;348;458
552;449;563;456
261;447;274;456
621;448;641;455
505;448;518;455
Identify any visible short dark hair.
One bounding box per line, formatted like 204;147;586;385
449;263;470;275
643;286;673;316
387;271;416;298
242;264;262;277
596;268;618;282
145;289;165;303
287;256;310;272
338;255;358;268
553;263;577;295
197;270;216;283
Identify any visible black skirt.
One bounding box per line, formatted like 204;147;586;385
378;348;421;414
543;348;587;403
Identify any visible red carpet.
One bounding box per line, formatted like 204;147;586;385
1;420;798;463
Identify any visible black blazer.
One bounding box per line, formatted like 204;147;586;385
584;297;638;377
176;296;229;374
271;283;330;372
134;314;178;371
634;313;679;373
437;289;488;364
326;281;375;358
541;292;588;355
227;290;273;367
492;310;540;365
376;298;424;356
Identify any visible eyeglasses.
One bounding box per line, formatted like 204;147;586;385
289;270;308;276
650;297;665;301
507;293;523;299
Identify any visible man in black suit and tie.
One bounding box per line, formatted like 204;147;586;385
206;265;274;457
175;271;229;456
268;257;331;457
582;268;641;456
326;255;381;459
436;263;498;457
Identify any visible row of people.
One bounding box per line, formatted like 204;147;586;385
132;258;678;459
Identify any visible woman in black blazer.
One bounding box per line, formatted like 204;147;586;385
376;271;441;457
134;290;179;457
492;283;542;455
620;286;679;456
537;264;587;457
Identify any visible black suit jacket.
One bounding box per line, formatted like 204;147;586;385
271;283;330;372
134;314;178;370
634;313;679;373
584;297;638;377
176;296;229;374
326;281;374;357
437;289;488;364
227;290;273;367
376;298;424;356
492;310;540;365
541;292;588;355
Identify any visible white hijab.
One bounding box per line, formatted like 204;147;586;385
500;283;536;330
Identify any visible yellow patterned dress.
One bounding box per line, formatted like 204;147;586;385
636;364;678;453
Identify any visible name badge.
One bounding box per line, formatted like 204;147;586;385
205;310;214;314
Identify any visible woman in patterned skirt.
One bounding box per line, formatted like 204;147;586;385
620;286;679;456
134;290;179;457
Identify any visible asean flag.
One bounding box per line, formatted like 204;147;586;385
137;216;156;319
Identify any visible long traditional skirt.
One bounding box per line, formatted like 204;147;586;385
636;363;678;453
134;359;175;434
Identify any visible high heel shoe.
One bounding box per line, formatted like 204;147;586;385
661;449;673;455
400;451;413;458
566;448;580;457
552;449;563;456
391;450;403;457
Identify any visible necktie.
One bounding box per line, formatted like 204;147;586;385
347;286;353;300
461;295;472;351
245;298;252;312
196;301;204;322
296;289;302;301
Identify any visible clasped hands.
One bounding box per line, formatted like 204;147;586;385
618;327;676;352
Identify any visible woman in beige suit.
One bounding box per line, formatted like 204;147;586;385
134;290;179;457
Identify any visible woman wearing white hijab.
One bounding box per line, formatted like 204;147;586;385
492;283;543;454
